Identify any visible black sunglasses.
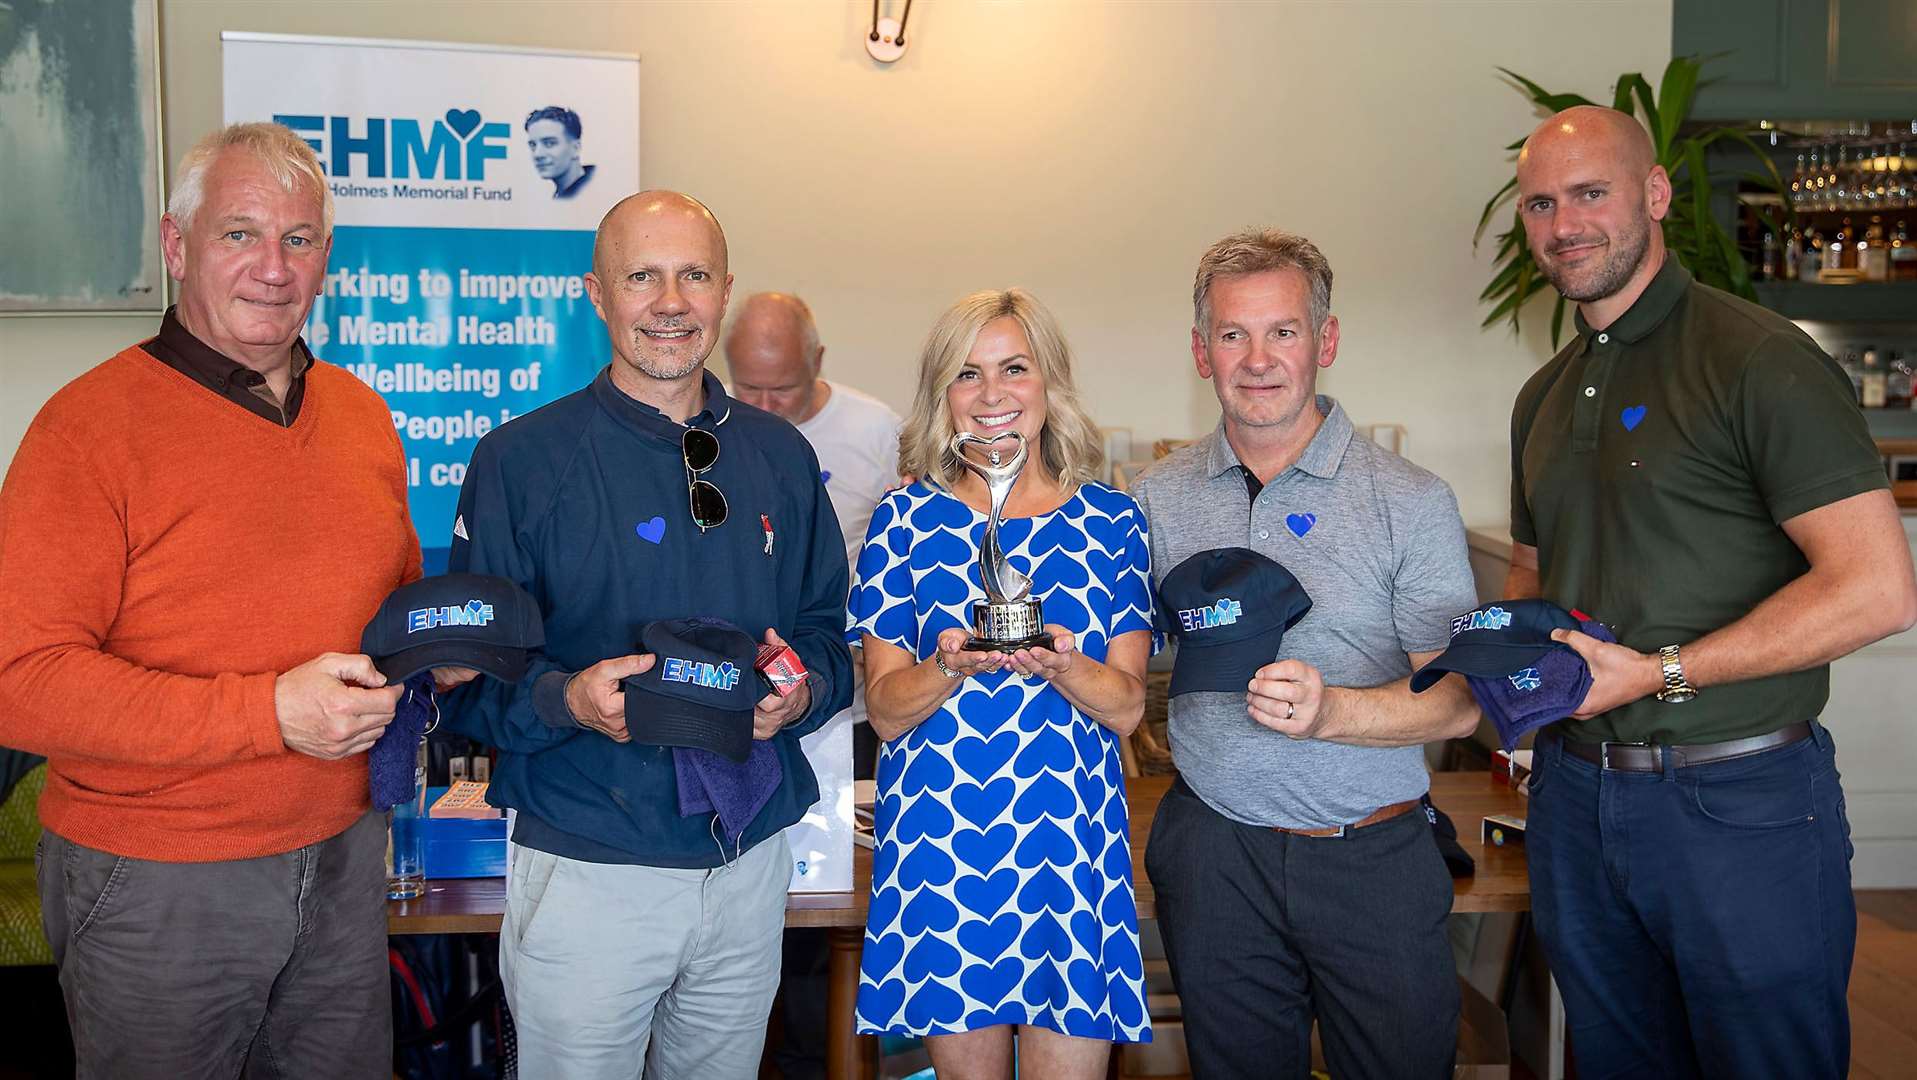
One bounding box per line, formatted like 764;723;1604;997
683;427;727;533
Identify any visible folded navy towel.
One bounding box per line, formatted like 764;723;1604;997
1465;619;1616;750
674;740;784;852
370;674;436;810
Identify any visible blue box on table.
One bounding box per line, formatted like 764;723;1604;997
419;786;507;879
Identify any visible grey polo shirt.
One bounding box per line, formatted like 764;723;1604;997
1130;397;1477;830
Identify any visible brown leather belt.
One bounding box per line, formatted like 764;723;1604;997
1561;722;1812;773
1271;798;1421;838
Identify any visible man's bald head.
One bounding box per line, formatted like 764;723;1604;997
1519;105;1657;181
724;292;829;422
1515;105;1670;312
593;190;729;278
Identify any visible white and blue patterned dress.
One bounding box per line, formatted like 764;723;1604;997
848;479;1155;1043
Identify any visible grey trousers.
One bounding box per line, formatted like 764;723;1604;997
501;835;789;1080
36;811;392;1080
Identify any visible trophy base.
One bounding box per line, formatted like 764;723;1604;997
963;599;1051;653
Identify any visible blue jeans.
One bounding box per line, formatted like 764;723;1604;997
1528;721;1854;1080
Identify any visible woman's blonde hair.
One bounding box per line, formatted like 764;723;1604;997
898;288;1106;492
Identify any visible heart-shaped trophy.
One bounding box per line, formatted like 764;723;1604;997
951;431;1051;652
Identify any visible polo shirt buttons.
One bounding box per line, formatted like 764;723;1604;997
1597;333;1610;344
1584;386;1597;397
1258;529;1270;539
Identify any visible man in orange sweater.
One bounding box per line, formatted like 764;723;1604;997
0;123;425;1078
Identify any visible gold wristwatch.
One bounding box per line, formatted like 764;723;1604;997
1654;644;1697;704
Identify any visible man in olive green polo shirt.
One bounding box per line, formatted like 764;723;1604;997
1503;105;1917;1080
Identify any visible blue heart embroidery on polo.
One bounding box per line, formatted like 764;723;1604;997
634;516;667;544
1286;512;1317;538
819;470;832;483
1621;405;1647;431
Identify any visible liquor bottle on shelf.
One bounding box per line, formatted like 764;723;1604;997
1790;153;1809;204
1840;348;1865;405
1808;146;1826;212
1862;219;1891;281
1823;220;1848;274
1760;229;1779;281
1886;353;1914;412
1891;220;1916;281
1783;228;1803;281
1861;347;1888;409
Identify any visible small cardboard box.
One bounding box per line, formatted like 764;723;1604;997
1482;813;1527;847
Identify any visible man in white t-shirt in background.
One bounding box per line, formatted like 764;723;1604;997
725;292;901;1079
726;292;903;589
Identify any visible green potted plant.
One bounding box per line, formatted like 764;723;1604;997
1474;56;1789;346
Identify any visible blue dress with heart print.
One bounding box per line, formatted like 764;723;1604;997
847;479;1154;1042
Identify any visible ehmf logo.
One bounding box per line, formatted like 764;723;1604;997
276;110;514;202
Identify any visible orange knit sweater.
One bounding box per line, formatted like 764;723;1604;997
0;346;421;861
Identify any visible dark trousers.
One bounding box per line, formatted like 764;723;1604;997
1145;778;1458;1080
1528;721;1854;1080
36;811;392;1080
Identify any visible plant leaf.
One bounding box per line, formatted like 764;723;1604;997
1497;68;1596;114
1612;73;1658;147
1655;57;1701;152
1474;176;1519;243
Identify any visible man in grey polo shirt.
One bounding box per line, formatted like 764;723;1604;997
1131;228;1481;1080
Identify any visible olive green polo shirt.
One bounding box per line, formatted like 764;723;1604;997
1510;257;1886;744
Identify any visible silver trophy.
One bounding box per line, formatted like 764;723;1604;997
951;431;1051;652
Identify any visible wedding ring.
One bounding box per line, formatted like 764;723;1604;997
1285;702;1295;720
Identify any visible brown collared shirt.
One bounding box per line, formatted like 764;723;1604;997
140;307;313;426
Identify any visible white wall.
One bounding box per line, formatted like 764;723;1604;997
0;0;1673;525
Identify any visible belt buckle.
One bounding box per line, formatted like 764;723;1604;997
1599;740;1649;770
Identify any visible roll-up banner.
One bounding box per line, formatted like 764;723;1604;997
223;33;851;893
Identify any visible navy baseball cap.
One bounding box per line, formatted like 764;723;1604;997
624;618;761;763
1157;547;1313;697
361;573;545;683
1409;599;1582;693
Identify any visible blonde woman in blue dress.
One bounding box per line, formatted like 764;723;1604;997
848;288;1154;1079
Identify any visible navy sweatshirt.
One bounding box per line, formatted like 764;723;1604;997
442;367;852;868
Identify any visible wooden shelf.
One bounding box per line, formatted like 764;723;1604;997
1753;281;1917;322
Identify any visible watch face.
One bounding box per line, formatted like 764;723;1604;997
1657;687;1698;704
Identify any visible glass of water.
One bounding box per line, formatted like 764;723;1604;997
386;738;428;900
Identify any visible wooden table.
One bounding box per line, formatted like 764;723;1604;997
389;772;1531;1077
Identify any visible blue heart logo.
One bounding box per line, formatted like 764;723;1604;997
902;935;963;983
901;891;961;937
953;732;1020;783
1011;773;1076;823
856;977;907;1025
1286;512;1317;538
819;470;832;484
1013;819;1076;869
1013;728;1075;775
901;748;956;797
894;796;954;845
958;955;1025;1006
1068;960;1108;1011
443;108;483;140
951;777;1016;829
954;867;1019;914
635;516;667;544
957;914;1023;963
1621;405;1647;431
901;980;967;1030
953;824;1016;874
863;933;905;980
